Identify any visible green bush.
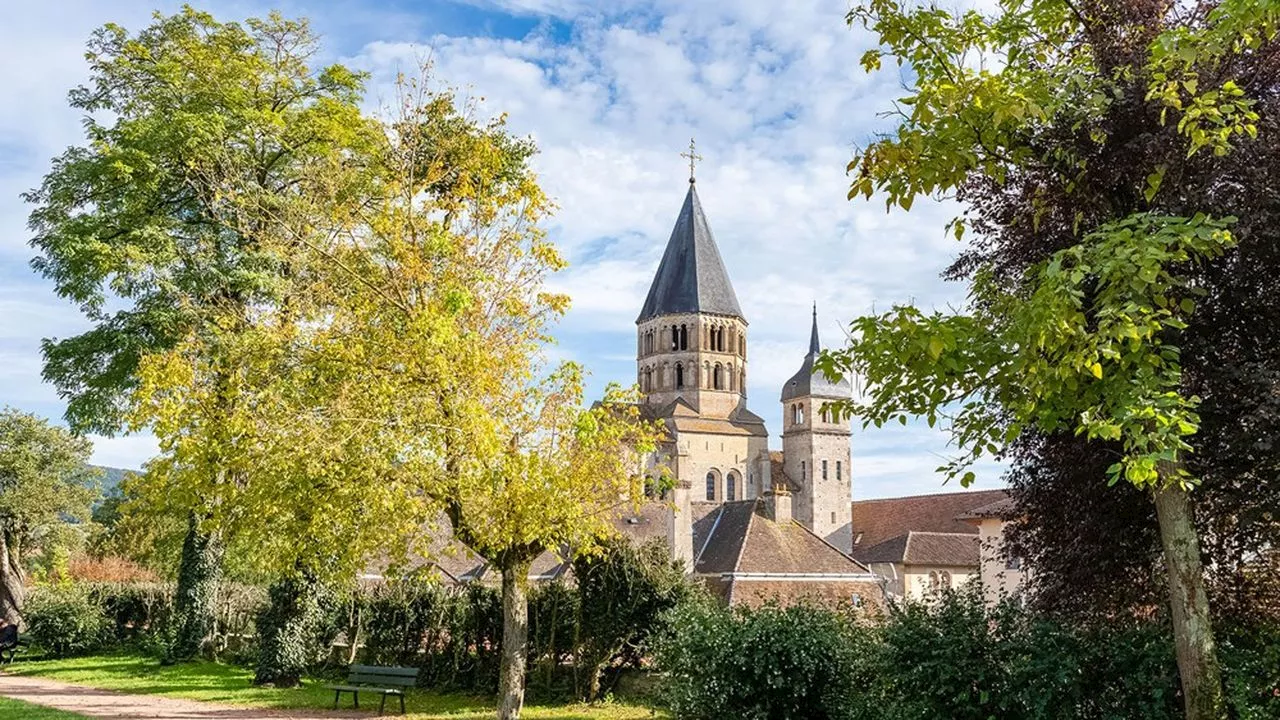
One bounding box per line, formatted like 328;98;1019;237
24;584;108;657
873;587;1181;720
654;598;867;720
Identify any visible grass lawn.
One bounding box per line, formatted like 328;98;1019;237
0;696;90;718
4;653;663;720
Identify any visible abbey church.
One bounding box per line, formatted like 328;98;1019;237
625;177;885;607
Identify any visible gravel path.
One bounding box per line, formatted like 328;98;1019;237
0;674;370;719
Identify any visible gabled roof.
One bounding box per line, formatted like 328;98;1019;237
852;489;1009;553
692;500;871;576
780;307;852;402
636;183;743;323
857;531;980;568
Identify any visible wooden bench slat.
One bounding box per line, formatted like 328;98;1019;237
349;665;418;677
346;675;415;687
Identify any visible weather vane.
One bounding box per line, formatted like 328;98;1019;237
680;137;702;184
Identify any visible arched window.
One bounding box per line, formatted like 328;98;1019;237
705;471;717;501
670;325;679;351
940;571;952;589
929;572;940;590
718;327;726;351
704;362;711;388
798;405;805;424
726;472;738;501
713;364;723;390
642;368;652;392
679;324;688;350
659;363;668;389
675;363;684;389
740;336;746;357
728;364;736;391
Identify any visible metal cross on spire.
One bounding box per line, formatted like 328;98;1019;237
680;137;702;184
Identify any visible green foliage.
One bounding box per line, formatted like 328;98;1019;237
24;584;107;657
573;538;689;701
1219;622;1280;720
871;588;1181;720
167;516;223;662
653;598;868;720
253;571;340;687
0;407;100;623
822;213;1236;489
358;578;503;690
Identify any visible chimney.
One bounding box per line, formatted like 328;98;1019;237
764;487;792;524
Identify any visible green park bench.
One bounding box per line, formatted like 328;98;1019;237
328;664;418;715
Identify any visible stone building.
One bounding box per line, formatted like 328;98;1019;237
627;177;880;607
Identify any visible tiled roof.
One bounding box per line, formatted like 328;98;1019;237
851;489;1009;551
612;502;670;545
957;496;1019;521
693;500;870;576
768;451;800;492
857;531;980;568
636;183;744;323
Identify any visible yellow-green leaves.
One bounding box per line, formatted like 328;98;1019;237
821;213;1236;492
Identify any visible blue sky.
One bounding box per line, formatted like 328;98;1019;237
0;0;1005;499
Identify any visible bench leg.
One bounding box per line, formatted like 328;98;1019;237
400;694;406;715
353;690;359;710
333;689;340;709
379;693;387;716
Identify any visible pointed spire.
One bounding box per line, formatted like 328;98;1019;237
809;303;820;355
781;305;851;402
636;183;744;323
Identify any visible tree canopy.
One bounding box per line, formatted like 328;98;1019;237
0;408;99;624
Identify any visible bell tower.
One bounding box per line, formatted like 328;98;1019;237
634;150;770;512
780;306;853;551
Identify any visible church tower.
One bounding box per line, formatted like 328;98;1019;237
636;170;769;516
780;307;853;552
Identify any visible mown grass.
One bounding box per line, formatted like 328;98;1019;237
5;652;663;719
0;696;91;718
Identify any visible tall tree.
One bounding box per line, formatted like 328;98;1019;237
26;8;374;660
0;408;99;625
828;2;1280;718
128;74;662;717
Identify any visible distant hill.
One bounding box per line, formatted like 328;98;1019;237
89;465;138;496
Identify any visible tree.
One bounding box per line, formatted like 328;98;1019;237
0;408;99;625
828;2;1280;718
126;69;662;716
26;7;375;660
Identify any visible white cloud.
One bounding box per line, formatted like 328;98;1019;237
0;0;1005;497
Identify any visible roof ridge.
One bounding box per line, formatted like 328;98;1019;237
731;501;759;574
853;488;1009;504
908;530;983;538
788;515;872;572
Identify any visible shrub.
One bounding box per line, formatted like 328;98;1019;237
24;584;108;657
573;537;689;701
254;572;341;687
654;598;867;720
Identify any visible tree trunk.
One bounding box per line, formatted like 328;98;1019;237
0;529;26;627
1153;482;1225;720
168;513;224;663
497;557;532;720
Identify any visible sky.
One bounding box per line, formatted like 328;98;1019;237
0;0;1005;499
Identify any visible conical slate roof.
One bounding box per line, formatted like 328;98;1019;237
636;183;743;323
780;306;852;402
